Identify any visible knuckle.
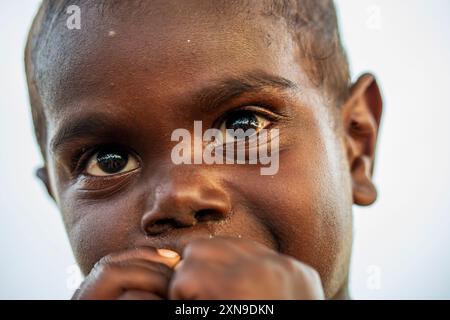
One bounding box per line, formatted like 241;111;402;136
306;267;321;283
170;271;198;299
93;256;120;277
295;261;321;282
281;256;301;274
151;262;173;279
95;254;115;267
241;238;269;251
183;239;212;257
278;255;319;280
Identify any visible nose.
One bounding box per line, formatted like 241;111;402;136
141;171;231;236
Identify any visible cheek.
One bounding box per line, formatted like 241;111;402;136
59;189;145;274
238;124;353;297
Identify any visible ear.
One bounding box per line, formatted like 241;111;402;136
36;166;55;201
342;73;383;206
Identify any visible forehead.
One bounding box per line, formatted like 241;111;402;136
38;0;308;134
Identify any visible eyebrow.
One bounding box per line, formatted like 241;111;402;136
49;71;298;153
50;115;114;154
197;70;298;113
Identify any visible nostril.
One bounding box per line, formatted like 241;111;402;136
145;218;177;236
154;218;175;226
143;207;228;236
194;209;224;223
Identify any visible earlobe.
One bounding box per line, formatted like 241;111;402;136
351;156;377;206
36;166;55;201
342;73;383;206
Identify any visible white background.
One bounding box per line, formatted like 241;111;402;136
1;0;449;299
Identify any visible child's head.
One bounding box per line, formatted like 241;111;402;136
25;0;382;298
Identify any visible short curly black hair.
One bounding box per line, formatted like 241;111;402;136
25;0;350;157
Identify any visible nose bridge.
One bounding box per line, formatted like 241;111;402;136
141;168;231;235
156;175;211;214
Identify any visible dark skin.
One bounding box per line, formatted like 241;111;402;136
33;0;382;299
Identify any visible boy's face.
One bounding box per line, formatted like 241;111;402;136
37;1;380;298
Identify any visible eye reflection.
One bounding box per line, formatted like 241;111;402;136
219;110;270;141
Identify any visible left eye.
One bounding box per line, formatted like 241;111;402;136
85;147;139;176
219;110;270;141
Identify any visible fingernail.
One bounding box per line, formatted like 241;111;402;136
157;248;180;259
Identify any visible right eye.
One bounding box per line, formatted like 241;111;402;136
85;147;139;176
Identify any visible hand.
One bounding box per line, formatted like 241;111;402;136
169;237;324;300
72;247;180;300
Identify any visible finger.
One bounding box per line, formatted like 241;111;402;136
169;259;224;300
78;263;171;299
182;238;235;264
117;290;163;300
181;237;268;264
174;260;184;271
118;258;173;281
209;236;273;255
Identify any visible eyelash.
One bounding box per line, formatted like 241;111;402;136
71;146;98;176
